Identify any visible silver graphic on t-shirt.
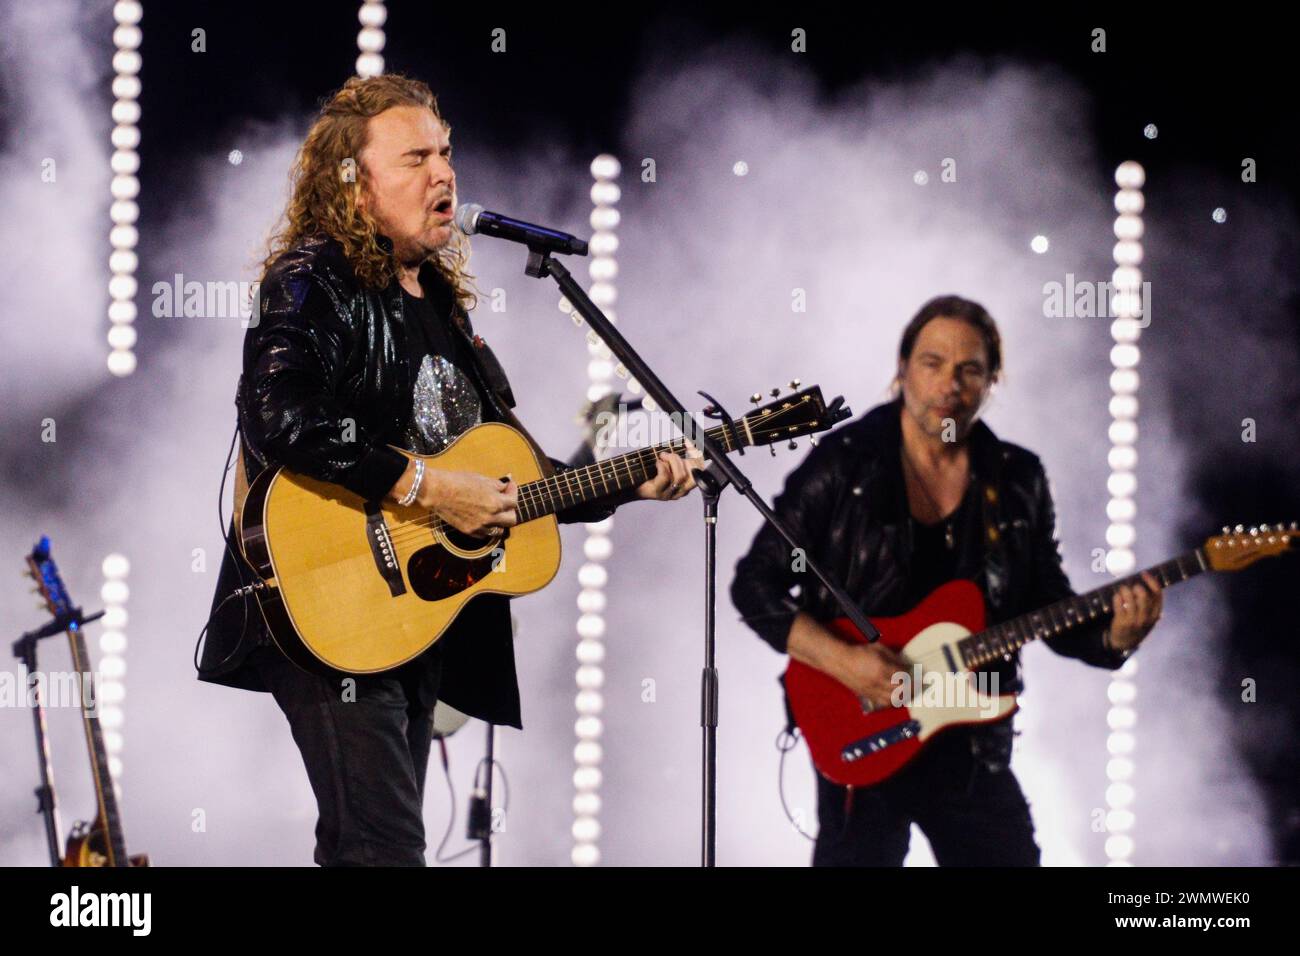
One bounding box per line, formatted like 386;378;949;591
405;353;482;454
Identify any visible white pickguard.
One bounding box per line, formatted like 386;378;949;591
896;621;1018;740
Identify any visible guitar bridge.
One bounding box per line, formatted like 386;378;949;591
841;719;921;763
364;502;407;597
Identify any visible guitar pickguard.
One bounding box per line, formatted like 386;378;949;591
406;535;506;601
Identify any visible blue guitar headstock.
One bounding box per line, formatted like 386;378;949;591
27;535;76;627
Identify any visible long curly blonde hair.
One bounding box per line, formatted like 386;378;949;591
261;74;476;309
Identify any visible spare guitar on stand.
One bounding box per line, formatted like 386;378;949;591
18;536;148;867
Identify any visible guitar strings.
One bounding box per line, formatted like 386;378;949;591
382;432;718;546
380;398;809;547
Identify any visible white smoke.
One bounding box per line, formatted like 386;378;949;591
2;22;1293;867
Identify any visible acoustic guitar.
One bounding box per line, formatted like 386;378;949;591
239;385;848;675
785;523;1297;787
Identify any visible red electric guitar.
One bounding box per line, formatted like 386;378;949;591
785;523;1297;787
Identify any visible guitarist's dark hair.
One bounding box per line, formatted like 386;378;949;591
890;294;1003;395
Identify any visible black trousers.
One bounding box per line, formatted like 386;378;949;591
251;645;439;866
812;723;1041;866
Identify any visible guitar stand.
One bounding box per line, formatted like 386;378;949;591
12;606;105;866
521;245;882;866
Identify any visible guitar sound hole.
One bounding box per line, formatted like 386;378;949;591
407;540;504;601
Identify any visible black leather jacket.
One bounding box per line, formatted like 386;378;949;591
731;397;1127;735
199;234;628;728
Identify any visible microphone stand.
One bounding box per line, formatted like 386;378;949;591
521;247;881;866
466;723;495;866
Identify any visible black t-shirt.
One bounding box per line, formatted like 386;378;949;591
395;281;516;719
896;481;1016;760
399;283;490;454
899;486;973;612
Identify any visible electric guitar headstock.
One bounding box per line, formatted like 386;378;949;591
1202;522;1298;572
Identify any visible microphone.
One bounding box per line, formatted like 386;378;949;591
454;203;588;256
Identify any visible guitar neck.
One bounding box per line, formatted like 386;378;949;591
65;623;129;867
514;419;742;523
960;549;1209;669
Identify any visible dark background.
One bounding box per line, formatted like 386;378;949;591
133;7;1297;204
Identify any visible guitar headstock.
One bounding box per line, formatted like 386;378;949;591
1203;522;1298;572
26;536;75;623
736;382;851;452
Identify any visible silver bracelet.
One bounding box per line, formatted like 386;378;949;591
398;458;425;507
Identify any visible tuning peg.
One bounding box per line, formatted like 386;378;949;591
1249;525;1258;535
809;435;818;446
768;445;776;456
788;439;798;450
750;393;762;405
1234;524;1244;533
702;405;717;416
788;378;801;391
770;388;781;398
1222;526;1230;534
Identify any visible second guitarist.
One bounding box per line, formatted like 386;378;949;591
199;74;700;866
731;294;1163;866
